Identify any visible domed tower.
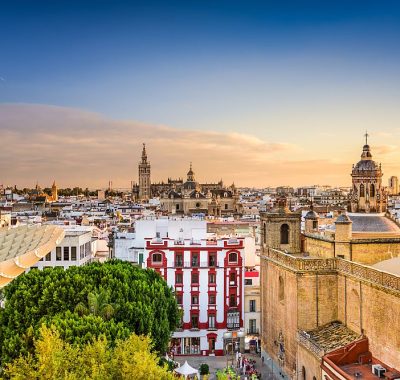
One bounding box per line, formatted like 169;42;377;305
304;207;319;234
187;162;195;182
349;133;387;213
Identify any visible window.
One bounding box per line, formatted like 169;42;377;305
209;273;216;284
228;252;238;263
208;314;216;329
209;294;216;305
229;293;236;307
71;247;77;261
63;247;69;261
227;311;240;329
249;299;256;312
175;254;183;267
302;367;306;380
229;272;236;285
192;253;199;267
249;319;257;334
280;224;289;244
175;273;183;284
195;202;201;208
360;184;365;197
313;220;318;229
225;203;228;210
208;254;216;267
176;204;179;210
152;253;162;263
191;314;199;329
191;295;199;305
191;272;199;284
45;252;52;261
80;245;84;259
370;183;375;197
176;294;183;305
245;279;252;286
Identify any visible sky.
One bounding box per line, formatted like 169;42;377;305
1;0;400;188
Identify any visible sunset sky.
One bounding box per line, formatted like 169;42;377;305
1;1;400;188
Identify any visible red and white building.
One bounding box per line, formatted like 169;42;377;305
144;235;245;356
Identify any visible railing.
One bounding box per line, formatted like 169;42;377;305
263;248;400;293
297;331;326;358
176;261;221;268
227;323;240;330
247;328;259;335
337;259;400;292
266;248;337;272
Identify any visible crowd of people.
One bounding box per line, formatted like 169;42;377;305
236;352;261;379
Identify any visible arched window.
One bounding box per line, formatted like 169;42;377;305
302;366;306;380
280;224;289;244
152;253;162;263
360;184;365;197
228;251;238;263
370;183;375;197
279;276;285;302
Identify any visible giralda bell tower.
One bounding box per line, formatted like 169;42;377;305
138;143;151;201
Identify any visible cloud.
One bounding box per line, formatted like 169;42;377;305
0;103;372;188
374;145;398;155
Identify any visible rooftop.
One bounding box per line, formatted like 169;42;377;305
299;321;360;354
348;213;400;235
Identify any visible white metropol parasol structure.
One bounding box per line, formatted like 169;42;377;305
0;225;65;288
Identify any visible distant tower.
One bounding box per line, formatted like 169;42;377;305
138;143;151;201
349;132;387;213
388;176;399;195
51;180;58;202
187;162;195;182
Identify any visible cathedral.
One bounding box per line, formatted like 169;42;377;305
29;181;58;203
132;144;241;216
260;136;400;379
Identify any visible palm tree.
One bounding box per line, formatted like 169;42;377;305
75;289;115;321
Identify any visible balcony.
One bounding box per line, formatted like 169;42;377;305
179;261;221;268
227;323;240;330
247;328;259;335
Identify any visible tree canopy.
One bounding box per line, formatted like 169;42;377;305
0;260;181;366
4;325;175;380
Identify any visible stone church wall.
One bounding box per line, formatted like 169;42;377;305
351;241;400;264
337;273;400;369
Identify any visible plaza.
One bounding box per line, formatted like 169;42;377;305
175;353;283;380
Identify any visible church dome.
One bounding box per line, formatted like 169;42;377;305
353;159;379;171
305;210;319;220
352;140;381;173
335;213;352;224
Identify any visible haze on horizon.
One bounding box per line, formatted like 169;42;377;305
1;1;400;189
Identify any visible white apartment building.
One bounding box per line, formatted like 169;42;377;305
144;235;245;356
33;226;95;269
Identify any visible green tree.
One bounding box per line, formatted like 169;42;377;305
4;325;175;380
75;289;115;320
0;261;181;366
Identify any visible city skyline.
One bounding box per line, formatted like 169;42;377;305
2;1;400;187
